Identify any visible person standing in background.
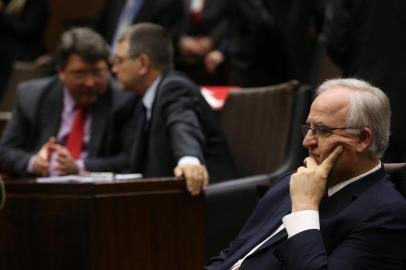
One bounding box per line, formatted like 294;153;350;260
0;0;49;99
176;0;228;85
322;0;406;162
204;0;292;87
93;0;184;51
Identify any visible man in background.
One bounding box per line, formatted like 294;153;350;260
323;0;406;162
93;0;183;51
0;27;136;177
111;23;235;195
0;0;49;100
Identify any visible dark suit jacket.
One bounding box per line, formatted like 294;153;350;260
322;0;406;161
0;76;137;177
205;166;406;269
131;71;236;183
0;0;49;97
181;0;228;47
93;0;184;44
0;0;49;61
223;0;292;87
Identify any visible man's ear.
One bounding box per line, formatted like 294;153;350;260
57;68;65;82
356;127;372;152
138;54;150;75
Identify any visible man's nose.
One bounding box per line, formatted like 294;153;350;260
83;76;96;87
111;64;118;75
302;131;317;149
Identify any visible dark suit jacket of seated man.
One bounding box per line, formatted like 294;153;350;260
0;28;137;177
205;78;406;269
111;23;236;195
133;70;235;181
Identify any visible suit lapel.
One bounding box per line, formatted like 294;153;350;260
247;196;290;255
38;81;63;145
320;167;386;218
227;194;291;268
88;93;109;157
249;167;386;258
130;98;149;172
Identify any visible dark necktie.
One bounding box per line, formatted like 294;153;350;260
131;102;149;173
66;107;86;160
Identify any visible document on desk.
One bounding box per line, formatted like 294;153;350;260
36;173;143;183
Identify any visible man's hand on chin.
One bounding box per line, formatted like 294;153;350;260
290;145;343;212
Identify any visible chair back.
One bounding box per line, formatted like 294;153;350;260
221;80;312;177
204;81;313;258
0;61;47;111
385;163;406;197
0;112;11;137
383;163;406;270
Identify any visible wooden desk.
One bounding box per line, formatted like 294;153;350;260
0;177;206;270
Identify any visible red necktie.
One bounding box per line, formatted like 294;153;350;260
66;107;86;160
190;0;204;23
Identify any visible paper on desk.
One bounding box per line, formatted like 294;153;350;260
36;173;142;183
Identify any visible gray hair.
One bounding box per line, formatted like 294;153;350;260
54;27;110;68
119;23;173;71
316;78;391;159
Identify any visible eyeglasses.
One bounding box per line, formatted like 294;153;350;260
110;53;142;65
67;69;109;80
301;124;359;138
110;55;130;65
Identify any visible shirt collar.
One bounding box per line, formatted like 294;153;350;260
142;76;161;120
63;87;76;113
327;161;381;197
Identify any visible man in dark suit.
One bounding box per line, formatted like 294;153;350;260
177;0;228;85
0;0;49;99
0;28;136;177
322;0;406;163
205;78;406;269
204;0;292;87
93;0;183;50
111;23;235;195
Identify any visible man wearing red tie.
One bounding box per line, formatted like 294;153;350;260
0;28;137;177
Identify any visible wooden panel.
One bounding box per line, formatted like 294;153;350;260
0;194;92;269
44;0;106;52
0;178;206;270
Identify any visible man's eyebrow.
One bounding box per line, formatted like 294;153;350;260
305;121;325;126
313;122;326;126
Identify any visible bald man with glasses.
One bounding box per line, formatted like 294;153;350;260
205;78;406;270
0;28;137;177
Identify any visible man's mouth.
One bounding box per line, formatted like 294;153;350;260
309;153;321;162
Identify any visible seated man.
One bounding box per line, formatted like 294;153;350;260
0;27;136;177
205;78;406;269
111;23;235;195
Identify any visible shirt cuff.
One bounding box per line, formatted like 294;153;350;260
27;155;36;173
177;156;201;166
76;159;85;173
282;210;320;238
